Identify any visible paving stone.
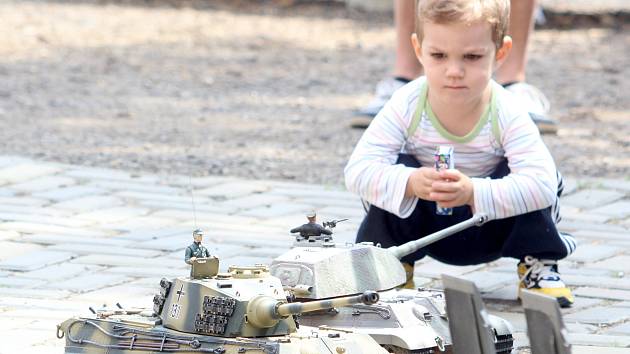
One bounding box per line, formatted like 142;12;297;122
482;283;519;301
565;321;599;334
0;275;46;288
413;259;486;279
561;189;625;209
196;182;270;199
32;185;107;202
2;308;79;321
567;333;630;347
561;208;612;223
0;211;92;228
216;233;293;249
20;233;133;247
590;201;630;219
0;196;48;207
115;190;199;203
175;175;235;188
88;180;183;194
573;346;630;354
68;285;156;307
0;287;71;299
103;266;184;278
316;205;366;220
0;241;44;261
562;178;578;195
0;163;61;184
52;195;123;212
589;178;630;193
220;193;290;209
563;274;630;290
48;273;132;292
0;221;106;237
117;227;191;242
246;246;291;258
71;254;184;269
106;216;180;232
0;155;32;168
47;243;162;258
239;202;314;218
20;263;105;281
573;287;630;301
571;228;630;241
139;200;237;214
602;322;630;336
0;250;74;271
0;188;14;197
0;204;68;216
564;305;630;325
203;220;285;236
592;256;630;273
267;187;356;201
64;167;159;183
458;271;516;293
9;176;76;193
74;206;150;223
290;196;364;210
1;328;63;352
566;243;623;263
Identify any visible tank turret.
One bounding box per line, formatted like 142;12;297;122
156;260;378;337
271;214;488;299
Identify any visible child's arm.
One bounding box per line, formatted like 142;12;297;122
471;112;557;220
344;88;423;218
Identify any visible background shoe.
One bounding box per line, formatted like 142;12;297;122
503;82;558;135
351;77;408;129
518;256;574;308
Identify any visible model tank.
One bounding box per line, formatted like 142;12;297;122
57;256;388;354
270;214;514;354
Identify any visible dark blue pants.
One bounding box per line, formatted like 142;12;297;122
356;154;570;265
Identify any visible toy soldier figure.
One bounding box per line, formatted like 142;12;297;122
185;229;211;265
290;212;332;240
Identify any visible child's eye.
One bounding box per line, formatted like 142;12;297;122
431;53;445;59
464;54;483;60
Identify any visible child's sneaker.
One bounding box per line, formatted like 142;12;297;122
503;82;558;135
351;77;408;128
518;256;574;308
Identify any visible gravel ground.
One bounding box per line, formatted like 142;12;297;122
1;0;628;185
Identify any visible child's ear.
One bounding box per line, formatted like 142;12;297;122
495;35;513;62
411;33;423;65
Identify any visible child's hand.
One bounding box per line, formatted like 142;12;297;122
405;167;441;200
429;169;474;208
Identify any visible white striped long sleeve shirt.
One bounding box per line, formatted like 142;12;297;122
344;77;558;221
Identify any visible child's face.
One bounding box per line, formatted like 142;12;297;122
413;20;510;105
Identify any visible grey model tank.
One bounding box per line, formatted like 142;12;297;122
270;214;514;353
57;256;388;354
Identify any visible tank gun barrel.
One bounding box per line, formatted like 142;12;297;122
246;291;379;328
388;214;488;260
276;291;379;317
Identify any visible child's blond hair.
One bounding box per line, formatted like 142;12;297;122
415;0;510;49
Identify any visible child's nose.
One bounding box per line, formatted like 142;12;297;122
446;60;465;78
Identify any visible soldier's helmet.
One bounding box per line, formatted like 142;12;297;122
192;229;204;239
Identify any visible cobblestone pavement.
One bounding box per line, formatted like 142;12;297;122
0;156;628;353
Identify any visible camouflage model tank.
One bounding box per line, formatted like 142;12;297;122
270;214;514;354
57;256;388;354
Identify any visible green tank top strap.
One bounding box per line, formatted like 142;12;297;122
406;81;501;144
